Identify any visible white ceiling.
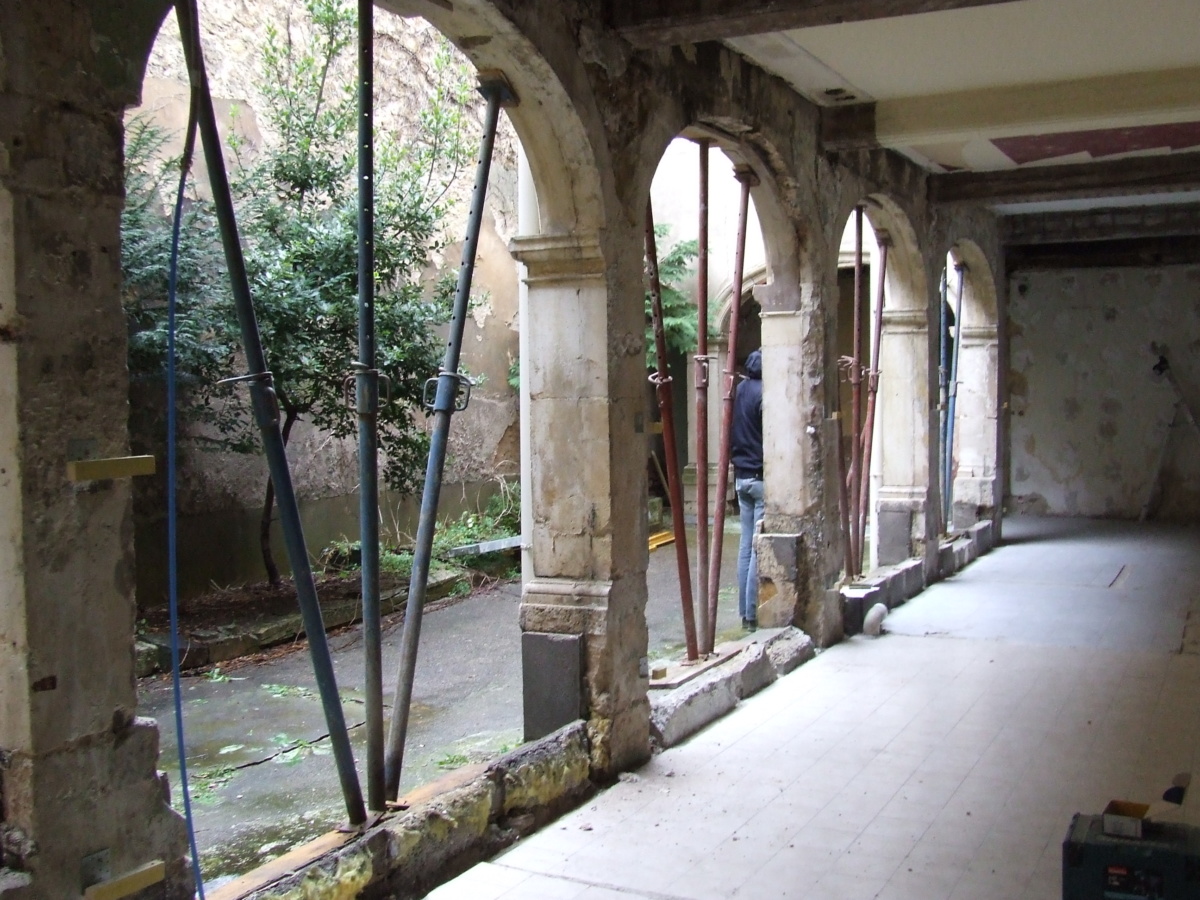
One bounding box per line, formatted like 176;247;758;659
728;0;1200;105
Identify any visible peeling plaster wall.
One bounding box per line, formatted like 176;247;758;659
1009;266;1200;519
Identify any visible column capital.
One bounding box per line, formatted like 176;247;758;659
510;232;604;285
960;324;998;344
881;308;928;332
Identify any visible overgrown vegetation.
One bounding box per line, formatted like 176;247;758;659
645;225;702;370
121;117;234;410
121;0;477;584
322;476;521;581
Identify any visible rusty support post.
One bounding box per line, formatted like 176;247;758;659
647;197;699;662
836;411;854;579
857;236;889;568
694;139;712;654
707;165;757;650
847;205;865;576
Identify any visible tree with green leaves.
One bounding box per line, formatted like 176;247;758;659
122;117;234;411
122;0;475;585
645;225;702;369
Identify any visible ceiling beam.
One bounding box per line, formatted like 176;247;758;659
875;68;1200;147
1006;236;1200;271
930;152;1200;205
610;0;1024;47
820;103;877;152
1005;203;1200;246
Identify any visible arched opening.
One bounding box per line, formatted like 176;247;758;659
641;135;769;658
119;0;615;884
941;240;1000;531
836;196;931;574
640;126;816;654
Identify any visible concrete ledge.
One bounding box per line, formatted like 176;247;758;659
840;520;996;635
237;721;593;900
766;628;816;675
650;667;738;749
649;628;815;750
137;568;463;677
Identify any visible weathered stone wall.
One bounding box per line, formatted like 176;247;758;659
0;1;189;894
1009;265;1200;519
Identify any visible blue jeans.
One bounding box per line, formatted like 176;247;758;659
736;477;765;622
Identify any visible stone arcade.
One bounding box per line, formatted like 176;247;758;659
3;0;1199;895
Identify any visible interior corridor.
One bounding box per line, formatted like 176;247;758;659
428;517;1200;899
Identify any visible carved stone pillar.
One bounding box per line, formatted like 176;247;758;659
952;324;1000;527
510;233;650;775
754;287;842;645
0;3;189;894
875;308;931;566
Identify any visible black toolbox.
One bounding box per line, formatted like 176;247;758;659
1063;814;1200;899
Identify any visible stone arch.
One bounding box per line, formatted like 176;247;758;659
834;193;932;571
127;0;608;238
122;0;640;777
400;1;607;236
944;239;1000;528
639;120;823;634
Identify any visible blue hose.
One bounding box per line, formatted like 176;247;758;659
165;64;207;899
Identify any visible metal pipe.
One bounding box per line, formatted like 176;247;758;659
646;197;699;662
175;0;366;827
857;238;889;569
944;264;966;531
836;410;854;579
356;0;385;813
694;139;712;655
848;206;864;575
385;79;514;798
938;268;950;534
707;166;756;650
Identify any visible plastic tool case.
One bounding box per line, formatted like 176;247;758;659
1062;814;1200;899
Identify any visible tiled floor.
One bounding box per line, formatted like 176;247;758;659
427;517;1200;899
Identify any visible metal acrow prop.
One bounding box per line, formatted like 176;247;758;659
840;207;889;578
647;198;700;662
175;0;367;826
943;264;966;531
384;77;517;799
355;0;387;814
693;139;712;656
706;165;757;651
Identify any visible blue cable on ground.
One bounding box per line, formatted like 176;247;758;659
165;75;207;900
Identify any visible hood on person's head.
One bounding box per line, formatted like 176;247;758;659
744;349;763;379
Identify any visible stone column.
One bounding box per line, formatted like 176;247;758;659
0;5;189;896
754;287;842;646
875;308;931;566
509;233;650;776
951;324;1000;527
873;307;936;566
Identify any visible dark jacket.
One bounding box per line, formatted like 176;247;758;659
730;349;763;478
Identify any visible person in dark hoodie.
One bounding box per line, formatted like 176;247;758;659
730;348;764;630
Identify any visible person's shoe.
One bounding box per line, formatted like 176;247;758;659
742;618;758;632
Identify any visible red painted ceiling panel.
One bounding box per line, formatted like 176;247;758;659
994;122;1200;166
